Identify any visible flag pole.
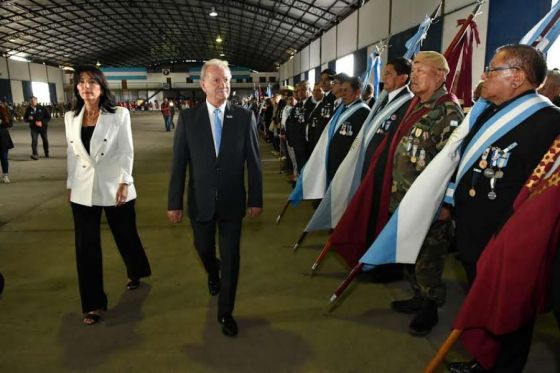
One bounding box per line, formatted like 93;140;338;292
424;329;463;373
327;0;485;307
444;1;484;58
275;200;290;224
329;263;363;304
529;8;560;47
292;231;308;252
311;239;332;273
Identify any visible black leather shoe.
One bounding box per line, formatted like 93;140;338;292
391;295;423;314
208;275;220;296
409;299;438;336
448;360;489;373
127;278;140;290
219;313;238;337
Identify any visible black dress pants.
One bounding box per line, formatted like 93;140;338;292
30;127;49;156
191;217;242;318
71;200;151;313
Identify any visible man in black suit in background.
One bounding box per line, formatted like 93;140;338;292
168;59;263;337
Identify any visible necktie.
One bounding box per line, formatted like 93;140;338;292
373;94;389;116
213;108;222;155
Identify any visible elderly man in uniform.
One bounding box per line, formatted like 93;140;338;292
326;76;370;182
389;51;464;336
306;84;324;157
447;45;560;373
308;69;337;151
290;81;316;173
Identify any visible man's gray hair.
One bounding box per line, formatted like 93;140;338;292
201;59;231;80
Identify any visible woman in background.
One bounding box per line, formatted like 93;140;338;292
0;100;14;183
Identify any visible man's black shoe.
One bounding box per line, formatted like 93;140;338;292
409;299;438;336
391;295;423;314
219;313;238;337
208;275;220;296
448;360;489;373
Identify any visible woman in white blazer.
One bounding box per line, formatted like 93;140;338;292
65;66;151;325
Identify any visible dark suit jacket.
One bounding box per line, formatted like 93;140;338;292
327;100;370;181
168;101;263;222
308;91;337;150
24;104;51;129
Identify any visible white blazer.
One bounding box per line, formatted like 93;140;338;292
65;106;137;207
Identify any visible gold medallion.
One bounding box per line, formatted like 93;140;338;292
469;188;476;197
410;156;417;163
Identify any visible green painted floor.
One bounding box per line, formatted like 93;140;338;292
0;111;558;372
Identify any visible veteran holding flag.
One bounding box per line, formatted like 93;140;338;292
387;51;464;336
447;44;560;372
326;76;370;182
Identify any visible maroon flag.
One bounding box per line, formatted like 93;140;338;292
453;137;560;370
330;95;456;267
446;19;481;107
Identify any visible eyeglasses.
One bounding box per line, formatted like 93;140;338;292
484;65;520;74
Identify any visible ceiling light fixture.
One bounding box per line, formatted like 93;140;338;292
220;52;225;57
209;7;218;17
9;55;29;62
216;35;223;43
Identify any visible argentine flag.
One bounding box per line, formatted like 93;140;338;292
360;94;553;269
289;103;368;205
304;91;412;231
520;2;560;54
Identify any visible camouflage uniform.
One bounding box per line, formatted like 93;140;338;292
390;85;464;304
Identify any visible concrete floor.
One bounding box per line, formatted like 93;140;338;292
0;111;558;372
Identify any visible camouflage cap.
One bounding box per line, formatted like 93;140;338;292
414;51;450;75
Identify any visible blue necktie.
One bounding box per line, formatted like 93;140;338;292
213;108;222;155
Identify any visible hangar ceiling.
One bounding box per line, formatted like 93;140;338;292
0;0;361;71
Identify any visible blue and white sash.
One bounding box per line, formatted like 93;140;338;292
360;93;553;268
289;101;368;204
304;91;413;231
446;93;552;203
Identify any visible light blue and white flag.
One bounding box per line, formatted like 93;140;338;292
289;102;368;205
361;53;383;98
359;93;553;269
372;56;382;98
404;15;433;59
304;90;412;231
520;2;560;53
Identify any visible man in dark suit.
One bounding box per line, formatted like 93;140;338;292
362;83;376;108
168;59;263;337
24;96;51;160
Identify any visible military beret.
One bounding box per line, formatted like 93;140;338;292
414;51;450;75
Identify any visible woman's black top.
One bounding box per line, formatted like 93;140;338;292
81;126;95;154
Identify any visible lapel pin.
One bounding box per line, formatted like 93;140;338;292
226;115;233;119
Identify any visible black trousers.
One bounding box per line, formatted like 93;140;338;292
191;217;242;318
30;127;49;156
71;200;151;313
461;259;534;372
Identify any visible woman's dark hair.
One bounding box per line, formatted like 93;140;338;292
72;66;116;115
